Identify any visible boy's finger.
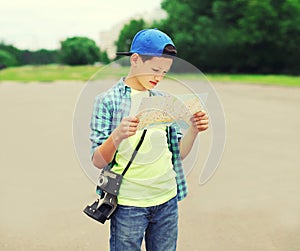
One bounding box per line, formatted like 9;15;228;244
193;110;206;117
129;116;139;122
197;119;209;125
191;115;208;123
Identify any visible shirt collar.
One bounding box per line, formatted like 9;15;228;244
117;77;131;95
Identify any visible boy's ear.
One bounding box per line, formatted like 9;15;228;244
130;53;141;67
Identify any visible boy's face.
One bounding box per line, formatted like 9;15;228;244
133;56;173;90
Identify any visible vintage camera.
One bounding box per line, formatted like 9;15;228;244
98;170;123;196
83;170;123;224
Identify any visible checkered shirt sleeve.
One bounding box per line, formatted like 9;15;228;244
169;124;188;201
90;93;113;156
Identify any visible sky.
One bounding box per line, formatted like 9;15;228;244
0;0;163;50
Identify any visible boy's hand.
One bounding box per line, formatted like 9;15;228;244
190;111;209;134
112;116;139;143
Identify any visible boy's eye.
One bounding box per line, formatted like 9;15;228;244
152;68;168;75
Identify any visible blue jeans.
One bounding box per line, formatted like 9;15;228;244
110;196;178;251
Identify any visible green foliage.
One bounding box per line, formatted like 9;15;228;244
0;42;58;66
59;36;101;65
0;49;18;67
0;43;22;66
20;49;58;65
100;51;110;64
156;0;300;74
0;38;109;67
114;19;146;59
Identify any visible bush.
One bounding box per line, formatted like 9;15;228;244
0;49;18;68
59;37;100;65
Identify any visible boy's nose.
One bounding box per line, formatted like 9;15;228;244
154;75;163;82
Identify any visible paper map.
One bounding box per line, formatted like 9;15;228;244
136;94;205;130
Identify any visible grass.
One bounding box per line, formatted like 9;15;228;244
0;64;131;82
0;64;299;87
205;74;300;87
167;72;300;87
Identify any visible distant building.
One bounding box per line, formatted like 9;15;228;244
99;7;166;59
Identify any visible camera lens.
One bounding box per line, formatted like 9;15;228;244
98;175;108;188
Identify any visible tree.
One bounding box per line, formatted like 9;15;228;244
60;37;100;65
20;49;58;65
159;0;223;71
277;0;300;74
0;43;22;66
0;43;59;65
0;49;18;68
158;0;300;74
100;51;110;64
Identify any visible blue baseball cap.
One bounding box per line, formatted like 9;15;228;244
116;28;176;57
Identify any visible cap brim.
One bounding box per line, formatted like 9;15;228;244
116;52;132;56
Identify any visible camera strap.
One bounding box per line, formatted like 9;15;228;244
84;131;147;224
121;129;147;176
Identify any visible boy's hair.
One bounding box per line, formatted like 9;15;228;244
140;44;177;62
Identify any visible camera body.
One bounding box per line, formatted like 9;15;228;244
84;193;118;224
83;169;123;224
98;170;123;196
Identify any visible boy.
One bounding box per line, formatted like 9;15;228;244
90;28;208;251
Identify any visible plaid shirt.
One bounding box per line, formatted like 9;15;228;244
90;78;188;201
